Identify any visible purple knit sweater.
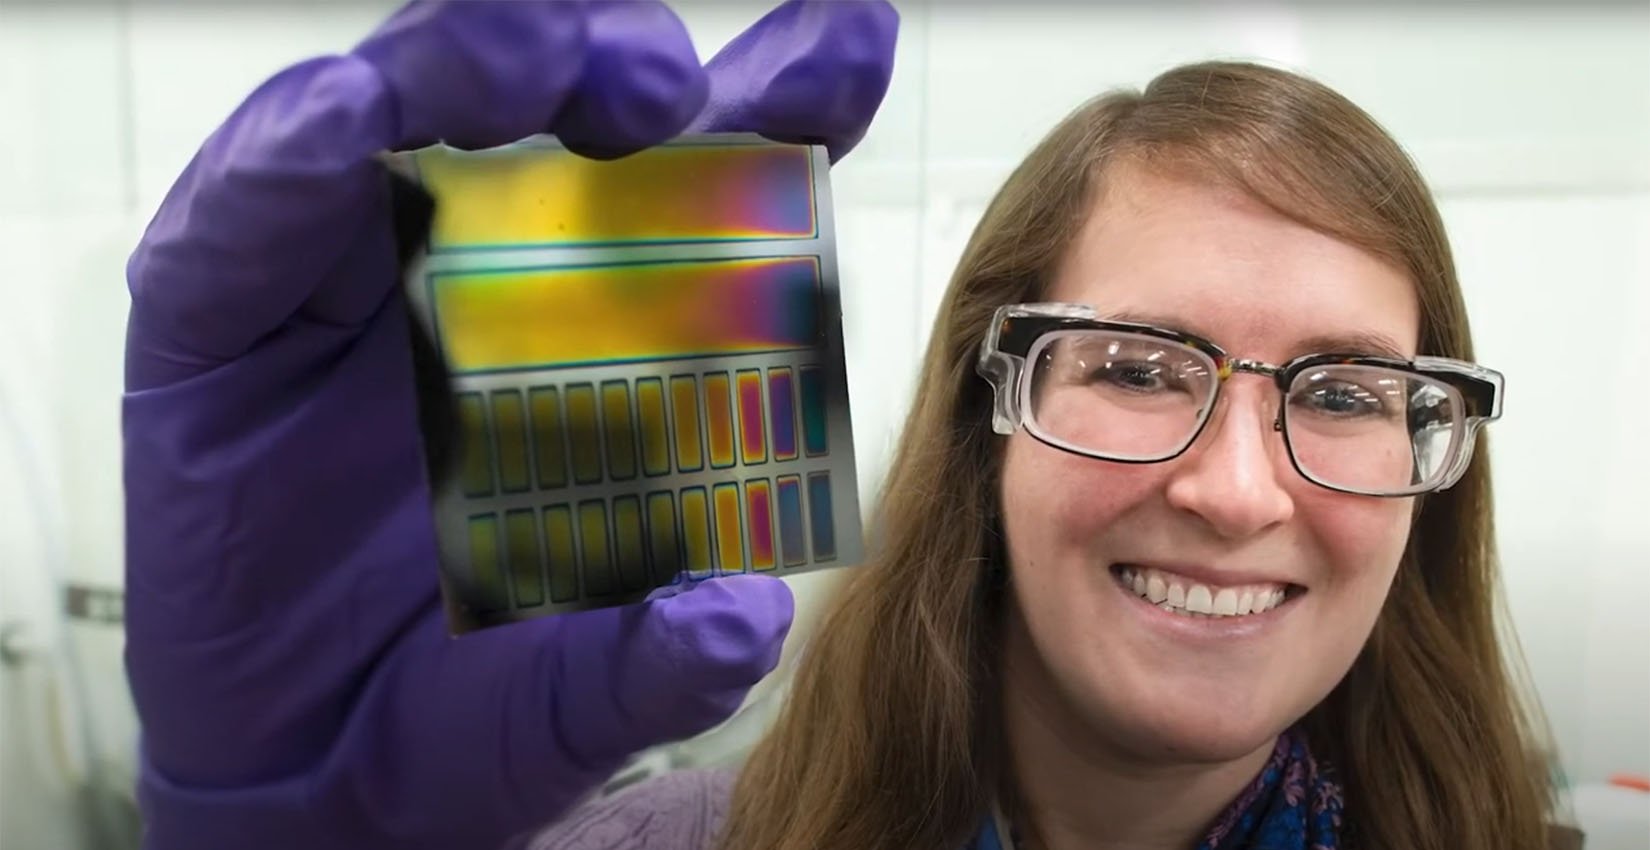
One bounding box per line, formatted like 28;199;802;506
514;768;740;850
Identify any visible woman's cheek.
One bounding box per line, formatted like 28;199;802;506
1005;437;1165;540
1295;489;1413;592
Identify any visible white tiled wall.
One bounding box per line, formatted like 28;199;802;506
2;2;1645;847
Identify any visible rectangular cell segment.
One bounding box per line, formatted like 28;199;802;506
669;375;704;473
768;367;797;461
704;372;735;469
713;482;744;573
807;472;836;562
744;479;775;572
504;508;543;607
647;491;681;588
579;500;617;597
543;505;578;603
430;256;822;372
636;378;670;477
491;390;531;493
612;495;648;592
737;369;766;465
466;513;508;612
799;365;828;457
414;143;817;249
528;387;568;489
776;475;806;568
564;384;603;484
680;487;712;578
601;380;637;481
458;393;494;497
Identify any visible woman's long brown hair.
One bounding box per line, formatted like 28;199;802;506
716;60;1558;850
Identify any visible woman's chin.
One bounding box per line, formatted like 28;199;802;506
1097;701;1289;767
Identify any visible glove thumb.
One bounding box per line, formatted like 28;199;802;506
332;574;794;845
598;573;796;747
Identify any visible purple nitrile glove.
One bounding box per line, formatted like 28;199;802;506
120;2;897;849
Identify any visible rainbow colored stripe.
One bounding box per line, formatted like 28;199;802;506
431;256;823;373
411;143;816;250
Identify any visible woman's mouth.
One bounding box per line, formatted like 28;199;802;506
1110;564;1303;619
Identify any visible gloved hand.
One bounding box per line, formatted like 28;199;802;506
120;3;897;849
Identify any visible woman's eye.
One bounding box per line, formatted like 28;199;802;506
1292;382;1388;417
1092;362;1173;392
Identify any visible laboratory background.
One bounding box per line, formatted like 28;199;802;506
1;1;1647;847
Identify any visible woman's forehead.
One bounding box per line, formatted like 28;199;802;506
1047;167;1422;361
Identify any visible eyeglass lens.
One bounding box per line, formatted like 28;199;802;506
1025;330;1463;494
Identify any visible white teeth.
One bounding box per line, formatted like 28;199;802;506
1147;575;1168;603
1115;565;1293;620
1185;584;1213;614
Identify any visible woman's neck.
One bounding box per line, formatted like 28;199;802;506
997;618;1279;850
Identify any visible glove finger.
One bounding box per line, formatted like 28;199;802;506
124;52;410;388
341;575;794;845
563;573;793;761
550;0;709;160
127;0;597;385
131;0;725;383
689;0;899;163
635;573;795;691
353;0;591;151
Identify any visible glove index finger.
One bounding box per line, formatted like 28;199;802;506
126;2;596;387
126;54;406;385
352;0;591;152
547;0;708;160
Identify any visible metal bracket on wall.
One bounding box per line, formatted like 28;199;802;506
62;583;124;625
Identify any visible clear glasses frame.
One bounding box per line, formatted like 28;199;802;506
975;302;1505;497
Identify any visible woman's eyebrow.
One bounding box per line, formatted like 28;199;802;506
1290;331;1409;360
1102;308;1410;360
1104;308;1211;338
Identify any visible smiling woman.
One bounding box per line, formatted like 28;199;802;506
703;60;1558;850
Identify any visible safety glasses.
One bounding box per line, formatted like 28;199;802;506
976;303;1503;497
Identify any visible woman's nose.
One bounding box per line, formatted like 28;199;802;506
1163;386;1296;539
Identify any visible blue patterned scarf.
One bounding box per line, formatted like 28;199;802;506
973;727;1345;849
